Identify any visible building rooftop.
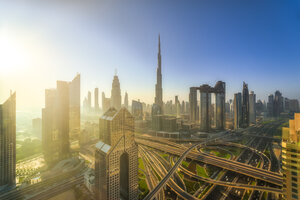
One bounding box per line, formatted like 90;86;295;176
95;141;111;153
100;107;118;120
157;131;179;135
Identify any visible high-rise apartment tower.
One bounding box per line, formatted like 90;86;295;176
0;92;16;187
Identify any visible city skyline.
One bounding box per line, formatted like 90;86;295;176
1;1;300;112
0;2;299;199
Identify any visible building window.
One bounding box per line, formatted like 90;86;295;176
292;188;298;194
292;177;297;182
292;194;298;199
292;183;297;188
292;171;297;176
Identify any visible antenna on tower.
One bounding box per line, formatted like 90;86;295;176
115;68;118;76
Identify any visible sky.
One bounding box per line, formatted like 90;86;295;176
0;0;300;113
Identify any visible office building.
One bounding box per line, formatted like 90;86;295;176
154;35;163;113
152;115;163;131
256;100;265;116
249;91;256;124
214;81;226;130
151;115;177;132
88;91;92;109
175;95;180;118
282;113;300;200
69;74;81;139
267;94;274;117
42;75;80;166
189;81;226;131
181;100;186;114
131;100;143;120
94;87;100;112
124;92;129;109
102;92;111;113
189;87;198;122
111;75;121;110
199;85;212;131
80;122;98;146
151;103;162;117
241;82;249;127
274;90;283;117
185;102;190;115
234;93;242;129
96;108;138;200
162;116;177;132
289;99;299;113
284;98;290;112
0;92;16;187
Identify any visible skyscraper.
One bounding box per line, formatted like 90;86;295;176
181;100;185;114
189;81;225;131
94;87;100;112
199;85;211;131
124;92;128;109
282;113;300;200
102;92;111;113
0;92;16;187
175;95;180;118
69;74;80;139
132;100;143;120
214;81;226;130
267;94;274;117
234;93;242;129
42;75;80;167
88;91;92;110
154;34;163;113
189;87;198;122
249;91;256;124
289;99;299;112
96;108;138;200
284;98;290;112
111;75;121;110
241;82;249;127
274;90;282;118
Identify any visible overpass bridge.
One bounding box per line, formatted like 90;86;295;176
136;136;282;187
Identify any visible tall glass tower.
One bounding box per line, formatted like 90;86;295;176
154;35;163;113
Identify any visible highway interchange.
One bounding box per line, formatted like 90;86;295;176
137;121;284;200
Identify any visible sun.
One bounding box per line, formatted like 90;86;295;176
0;32;29;73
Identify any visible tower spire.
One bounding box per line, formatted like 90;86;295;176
154;34;163;114
158;34;161;55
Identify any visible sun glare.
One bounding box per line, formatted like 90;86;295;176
0;33;29;73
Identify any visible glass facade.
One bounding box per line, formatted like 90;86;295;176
96;108;138;200
282;113;300;200
0;93;16;186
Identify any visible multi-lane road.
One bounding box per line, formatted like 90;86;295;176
136;137;282;186
138;121;284;200
0;162;86;200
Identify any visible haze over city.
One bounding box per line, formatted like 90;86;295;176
1;0;300;111
1;1;300;200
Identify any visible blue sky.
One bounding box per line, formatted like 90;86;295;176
0;0;300;110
